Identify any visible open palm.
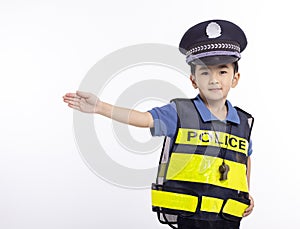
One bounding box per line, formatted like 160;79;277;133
63;91;99;113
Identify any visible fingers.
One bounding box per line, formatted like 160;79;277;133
63;92;81;100
76;91;90;99
63;95;80;103
243;207;253;217
243;195;254;217
64;98;80;110
62;93;83;110
62;91;96;113
67;103;79;110
63;91;92;101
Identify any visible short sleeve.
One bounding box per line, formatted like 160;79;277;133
148;102;178;137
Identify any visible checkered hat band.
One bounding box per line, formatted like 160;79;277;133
186;42;241;56
186;51;241;63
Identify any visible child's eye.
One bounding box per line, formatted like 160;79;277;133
200;72;209;76
220;71;227;75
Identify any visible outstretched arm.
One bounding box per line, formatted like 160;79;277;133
63;91;154;128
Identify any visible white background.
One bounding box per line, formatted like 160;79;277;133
1;0;299;228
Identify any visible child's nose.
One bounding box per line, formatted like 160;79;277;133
209;73;219;84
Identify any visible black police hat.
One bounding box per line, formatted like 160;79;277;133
179;19;247;65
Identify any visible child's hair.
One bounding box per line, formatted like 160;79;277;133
190;61;239;75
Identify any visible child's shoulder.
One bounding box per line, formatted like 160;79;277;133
234;106;253;119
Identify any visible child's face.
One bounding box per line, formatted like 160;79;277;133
190;63;240;103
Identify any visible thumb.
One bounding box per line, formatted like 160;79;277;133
76;91;91;99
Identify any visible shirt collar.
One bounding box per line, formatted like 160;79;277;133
194;95;240;124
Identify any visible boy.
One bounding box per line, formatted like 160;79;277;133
63;19;254;229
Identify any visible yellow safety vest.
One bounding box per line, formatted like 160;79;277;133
151;98;254;227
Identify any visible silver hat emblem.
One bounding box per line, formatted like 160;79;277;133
206;22;222;38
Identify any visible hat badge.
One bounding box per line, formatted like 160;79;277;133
206;22;222;38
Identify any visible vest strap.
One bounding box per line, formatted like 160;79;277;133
152;189;249;219
222;199;249;217
152;189;198;213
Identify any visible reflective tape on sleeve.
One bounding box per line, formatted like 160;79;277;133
151;190;198;213
166;153;249;192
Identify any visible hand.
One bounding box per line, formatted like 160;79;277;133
243;194;254;217
63;91;99;113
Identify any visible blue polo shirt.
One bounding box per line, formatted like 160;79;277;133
148;95;253;156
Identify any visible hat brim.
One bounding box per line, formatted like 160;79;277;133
191;56;239;66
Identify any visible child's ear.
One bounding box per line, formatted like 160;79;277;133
190;75;198;89
231;72;240;88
